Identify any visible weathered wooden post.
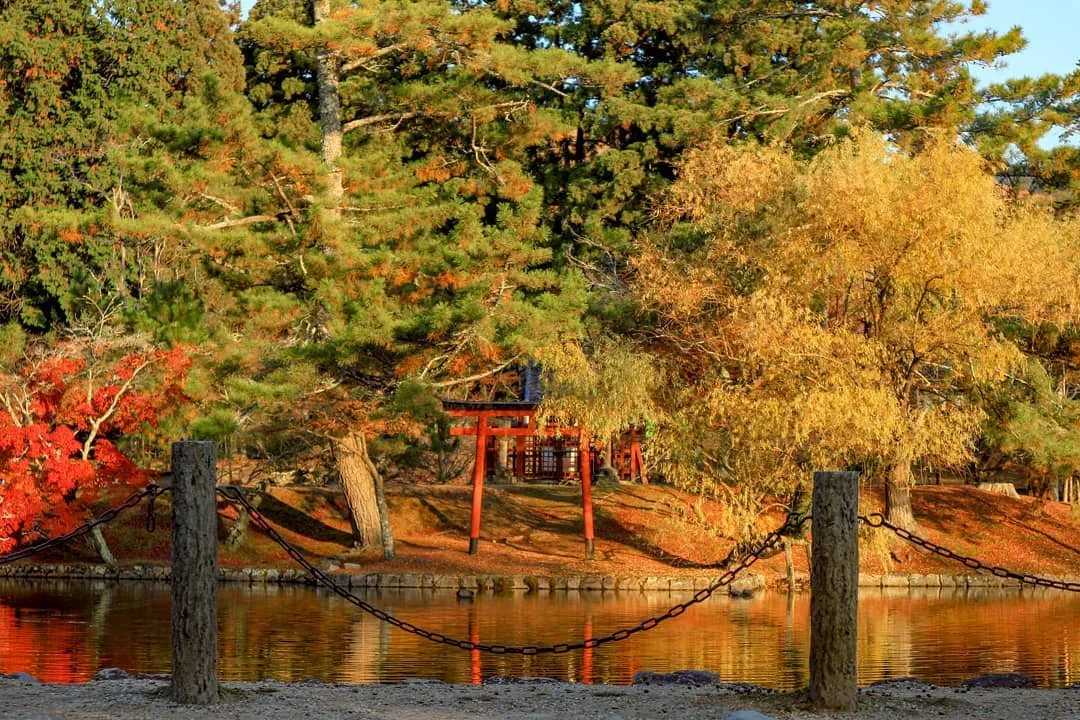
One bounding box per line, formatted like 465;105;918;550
809;470;859;711
171;441;219;704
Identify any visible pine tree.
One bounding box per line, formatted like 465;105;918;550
0;0;247;329
969;66;1080;206
493;0;1024;276
183;0;630;555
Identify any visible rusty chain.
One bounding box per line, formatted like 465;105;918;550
0;484;167;566
218;485;806;655
860;513;1080;592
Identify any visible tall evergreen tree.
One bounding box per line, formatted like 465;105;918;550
0;0;263;559
0;0;247;329
969;66;1080;206
186;0;631;555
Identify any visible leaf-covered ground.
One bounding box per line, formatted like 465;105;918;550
26;483;1080;582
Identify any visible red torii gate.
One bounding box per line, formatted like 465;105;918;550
444;400;596;560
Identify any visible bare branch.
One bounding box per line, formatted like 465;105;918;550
80;359;153;461
531;78;569;98
199;212;289;230
340;43;407;73
342;112;420;134
429;355;521;389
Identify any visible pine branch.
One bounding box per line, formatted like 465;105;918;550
340;44;407;74
342;112;420;134
199;212;290;230
429;356;521;389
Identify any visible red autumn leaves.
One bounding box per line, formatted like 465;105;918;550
0;346;190;553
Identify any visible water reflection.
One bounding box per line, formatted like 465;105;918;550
0;580;1076;688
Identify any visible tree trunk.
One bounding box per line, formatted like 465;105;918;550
601;437;614;473
783;538;795;592
89;525;116;567
224;480;268;548
313;0;343;206
497;419;510;482
885;444;918;530
335;432;394;559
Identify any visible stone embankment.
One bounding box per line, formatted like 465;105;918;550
3;562;1078;594
0;563;765;596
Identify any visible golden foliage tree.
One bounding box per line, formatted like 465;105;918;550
535;338;660;440
639;134;1080;528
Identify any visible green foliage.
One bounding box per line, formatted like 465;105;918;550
0;323;26;366
493;0;1025;276
969;66;1080;205
126;282;207;345
0;0;245;330
985;359;1080;479
192;0;616;461
5;0;1080;496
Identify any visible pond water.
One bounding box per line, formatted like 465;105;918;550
1;580;1077;688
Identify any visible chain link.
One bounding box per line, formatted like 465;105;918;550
0;485;167;566
860;513;1080;592
219;485;805;655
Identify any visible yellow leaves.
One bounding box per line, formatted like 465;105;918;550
801;134;1002;293
535;340;659;437
661;140;798;226
986;207;1080;323
642;131;1080;494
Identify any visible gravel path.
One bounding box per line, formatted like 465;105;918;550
1;677;1077;720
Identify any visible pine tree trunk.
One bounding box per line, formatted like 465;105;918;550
335;432;394;559
885;443;918;530
313;0;343;206
497;419;509;481
89;525;116;567
783;538;795;591
224;481;267;548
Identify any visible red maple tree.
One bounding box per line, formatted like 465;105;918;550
0;345;190;553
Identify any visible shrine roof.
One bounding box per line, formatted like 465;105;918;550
441;399;538;413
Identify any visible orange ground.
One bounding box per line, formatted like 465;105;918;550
30;482;1080;580
29;481;1080;582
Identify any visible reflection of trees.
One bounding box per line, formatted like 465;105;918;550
0;580;98;682
860;589;915;681
858;587;1080;687
217;584;356;681
0;581;1076;688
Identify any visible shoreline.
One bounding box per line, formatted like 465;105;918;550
0;676;1076;720
3;562;1079;593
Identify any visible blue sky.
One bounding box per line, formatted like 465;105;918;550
963;0;1080;83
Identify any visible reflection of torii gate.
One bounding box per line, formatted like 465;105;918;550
443;399;595;560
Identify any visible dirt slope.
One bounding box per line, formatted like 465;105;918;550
30;482;1080;582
